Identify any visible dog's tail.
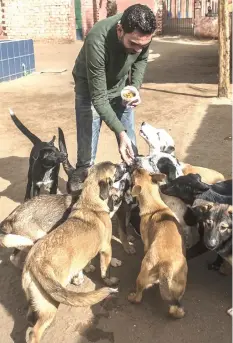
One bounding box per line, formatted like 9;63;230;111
9;109;41;145
0;234;34;250
58;127;75;177
28;268;118;306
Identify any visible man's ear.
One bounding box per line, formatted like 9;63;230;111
151;173;167;183
99;179;110;200
131;185;142;197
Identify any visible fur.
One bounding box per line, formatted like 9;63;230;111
9;109;66;200
127;169;187;319
22;162;126;343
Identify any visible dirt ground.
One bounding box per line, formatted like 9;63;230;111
0;36;232;343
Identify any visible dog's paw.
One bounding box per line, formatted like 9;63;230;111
111;257;122;267
72;271;84;286
128;292;141;304
84;264;96;273
169;305;185;319
127;234;136;242
104;277;119;286
123;242;136;255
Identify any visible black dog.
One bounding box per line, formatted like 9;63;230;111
10;110;66;200
160;174;232;205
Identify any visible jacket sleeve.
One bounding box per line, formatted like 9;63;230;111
85;38;125;134
130;46;149;90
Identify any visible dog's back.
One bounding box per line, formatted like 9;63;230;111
0;194;74;247
141;206;186;270
129;170;187;318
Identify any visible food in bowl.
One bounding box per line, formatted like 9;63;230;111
123;91;135;99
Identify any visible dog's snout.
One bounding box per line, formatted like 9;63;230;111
205;238;218;250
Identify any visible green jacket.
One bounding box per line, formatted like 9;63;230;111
72;13;149;134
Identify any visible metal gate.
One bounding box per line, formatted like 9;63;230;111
162;0;194;35
163;18;194;35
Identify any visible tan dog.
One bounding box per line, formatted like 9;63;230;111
128;169;188;319
22;162;124;343
182;164;225;184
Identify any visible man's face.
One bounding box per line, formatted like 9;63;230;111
117;24;153;54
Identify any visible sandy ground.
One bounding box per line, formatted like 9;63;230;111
0;36;232;343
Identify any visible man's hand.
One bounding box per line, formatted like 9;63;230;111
118;131;135;165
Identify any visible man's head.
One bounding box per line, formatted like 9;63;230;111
117;4;156;54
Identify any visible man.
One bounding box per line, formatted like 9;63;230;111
72;4;156;168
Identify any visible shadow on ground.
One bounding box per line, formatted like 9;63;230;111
0;249;28;343
184;104;232;178
0;156;67;205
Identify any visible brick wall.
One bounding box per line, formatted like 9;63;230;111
0;0;7;39
3;0;76;41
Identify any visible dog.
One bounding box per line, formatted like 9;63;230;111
9;109;66;200
185;200;232;316
131;159;199;248
58;127;137;254
58;127;88;194
160;174;232;206
0;166;129;269
139;122;175;155
22;161;127;343
139;122;225;184
0;194;76;268
127;169;187;319
185;200;232;263
135;154;183;181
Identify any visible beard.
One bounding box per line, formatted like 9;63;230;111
118;35;138;54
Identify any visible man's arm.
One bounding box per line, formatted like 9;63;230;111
85;38;125;135
130;46;149;90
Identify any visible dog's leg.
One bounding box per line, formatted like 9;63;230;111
100;244;119;286
159;264;187;319
32;184;40;198
128;258;153;304
50;178;58;195
25;172;33;201
115;204;136;255
29;309;57;343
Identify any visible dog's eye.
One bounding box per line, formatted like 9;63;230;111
219;223;229;233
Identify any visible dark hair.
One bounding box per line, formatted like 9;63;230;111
121;4;156;35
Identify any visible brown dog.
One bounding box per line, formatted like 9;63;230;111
22;162;124;343
128;169;188;319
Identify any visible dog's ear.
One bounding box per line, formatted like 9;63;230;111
227;205;232;216
131;185;142;197
151;173;167;183
166;145;175;154
183;206;199;226
49;136;56;145
99;178;110;200
191;201;214;219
